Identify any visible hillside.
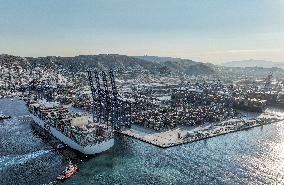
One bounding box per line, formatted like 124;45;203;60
134;55;214;75
0;54;215;78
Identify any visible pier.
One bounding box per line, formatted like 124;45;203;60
117;110;284;148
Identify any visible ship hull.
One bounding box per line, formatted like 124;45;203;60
31;115;114;154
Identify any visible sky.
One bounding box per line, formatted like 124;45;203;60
0;0;284;64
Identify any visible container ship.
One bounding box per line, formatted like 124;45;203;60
27;99;114;154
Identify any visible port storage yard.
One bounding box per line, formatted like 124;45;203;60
107;73;283;148
116;79;284;148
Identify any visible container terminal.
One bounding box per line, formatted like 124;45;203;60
1;58;284;149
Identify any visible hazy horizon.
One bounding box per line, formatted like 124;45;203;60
1;52;283;65
1;0;284;64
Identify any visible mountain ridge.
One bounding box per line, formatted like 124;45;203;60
221;59;284;69
0;54;215;77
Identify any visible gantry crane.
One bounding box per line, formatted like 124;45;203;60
264;72;273;92
87;69;132;130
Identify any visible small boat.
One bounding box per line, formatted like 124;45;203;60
0;114;11;120
56;143;66;150
57;162;78;181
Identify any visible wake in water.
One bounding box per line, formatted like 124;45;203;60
0;149;53;170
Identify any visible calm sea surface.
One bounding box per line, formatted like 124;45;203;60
1;99;284;185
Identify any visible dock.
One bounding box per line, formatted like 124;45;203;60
117;112;284;148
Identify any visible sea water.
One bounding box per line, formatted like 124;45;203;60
1;99;284;185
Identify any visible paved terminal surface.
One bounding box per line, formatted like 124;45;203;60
118;108;284;148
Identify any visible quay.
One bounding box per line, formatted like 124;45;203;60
117;111;284;148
